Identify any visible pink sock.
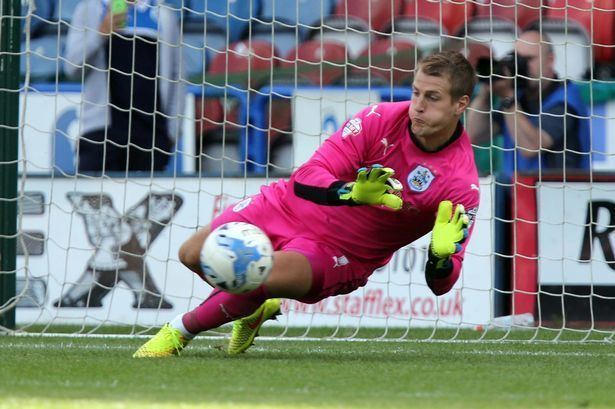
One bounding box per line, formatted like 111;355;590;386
182;286;269;334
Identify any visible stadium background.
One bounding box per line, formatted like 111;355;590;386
3;0;615;335
20;0;615;175
2;1;615;408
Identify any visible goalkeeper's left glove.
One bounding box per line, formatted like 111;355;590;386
338;164;403;210
430;200;469;260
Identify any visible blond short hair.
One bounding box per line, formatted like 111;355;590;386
417;50;476;100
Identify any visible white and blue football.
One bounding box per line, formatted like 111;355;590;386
200;222;273;294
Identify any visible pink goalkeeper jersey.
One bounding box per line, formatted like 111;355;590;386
260;101;480;272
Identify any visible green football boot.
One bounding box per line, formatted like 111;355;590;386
133;323;190;358
227;298;281;355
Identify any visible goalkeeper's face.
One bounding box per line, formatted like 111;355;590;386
409;70;469;141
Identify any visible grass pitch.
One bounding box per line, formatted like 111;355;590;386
1;332;614;409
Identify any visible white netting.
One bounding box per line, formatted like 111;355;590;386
2;0;614;341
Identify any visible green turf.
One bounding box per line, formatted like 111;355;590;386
1;333;614;409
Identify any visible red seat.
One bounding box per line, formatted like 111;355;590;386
195;98;223;136
401;0;476;35
454;41;494;68
467;0;541;59
195;98;243;142
282;40;348;85
354;38;419;85
455;41;496;82
209;40;279;90
333;0;403;32
267;98;292;146
474;0;542;29
268;40;347;146
544;0;615;63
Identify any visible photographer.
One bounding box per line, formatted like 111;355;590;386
466;30;590;178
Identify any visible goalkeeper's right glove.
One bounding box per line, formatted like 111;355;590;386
338;164;403;210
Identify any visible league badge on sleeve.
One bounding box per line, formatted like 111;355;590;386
407;165;435;192
233;197;252;212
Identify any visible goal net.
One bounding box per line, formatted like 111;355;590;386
2;0;614;342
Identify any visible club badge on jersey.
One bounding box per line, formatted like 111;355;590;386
407;165;435;192
342;118;362;138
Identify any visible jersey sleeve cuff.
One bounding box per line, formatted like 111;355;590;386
425;247;454;280
294;180;359;206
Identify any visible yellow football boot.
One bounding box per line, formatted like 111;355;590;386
227;298;281;355
133;323;190;358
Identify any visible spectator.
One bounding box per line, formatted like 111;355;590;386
63;0;184;173
466;30;590;178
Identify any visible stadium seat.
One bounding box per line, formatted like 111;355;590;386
252;0;336;58
251;24;299;59
543;0;615;65
390;1;474;54
443;40;495;82
185;0;258;43
180;32;213;82
398;0;475;37
468;0;541;59
334;0;403;32
317;17;370;59
466;21;512;59
280;40;347;85
259;0;335;38
317;0;403;59
391;20;443;54
352;38;419;86
182;21;227;53
195;96;243;174
209;40;278;90
195;97;224;137
460;41;494;70
535;27;590;79
267;97;293;170
473;0;542;29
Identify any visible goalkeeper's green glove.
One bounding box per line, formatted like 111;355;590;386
430;200;469;260
338;164;403;210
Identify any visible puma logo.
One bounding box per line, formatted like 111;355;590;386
381;138;394;155
366;105;381;118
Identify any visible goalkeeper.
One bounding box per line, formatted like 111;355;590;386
134;51;480;357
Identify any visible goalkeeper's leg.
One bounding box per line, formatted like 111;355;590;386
134;190;367;358
133;235;313;358
133;285;272;358
224;251;313;354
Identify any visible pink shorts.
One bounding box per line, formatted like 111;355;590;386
211;193;378;303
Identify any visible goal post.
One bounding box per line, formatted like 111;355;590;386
0;0;21;330
3;0;615;340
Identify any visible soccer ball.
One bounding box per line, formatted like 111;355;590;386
200;222;274;294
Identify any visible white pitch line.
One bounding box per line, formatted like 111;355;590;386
2;341;614;358
5;331;615;345
452;349;615;358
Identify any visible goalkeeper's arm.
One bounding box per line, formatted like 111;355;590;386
294;164;403;211
425;200;471;296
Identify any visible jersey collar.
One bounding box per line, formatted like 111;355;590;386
408;120;463;153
